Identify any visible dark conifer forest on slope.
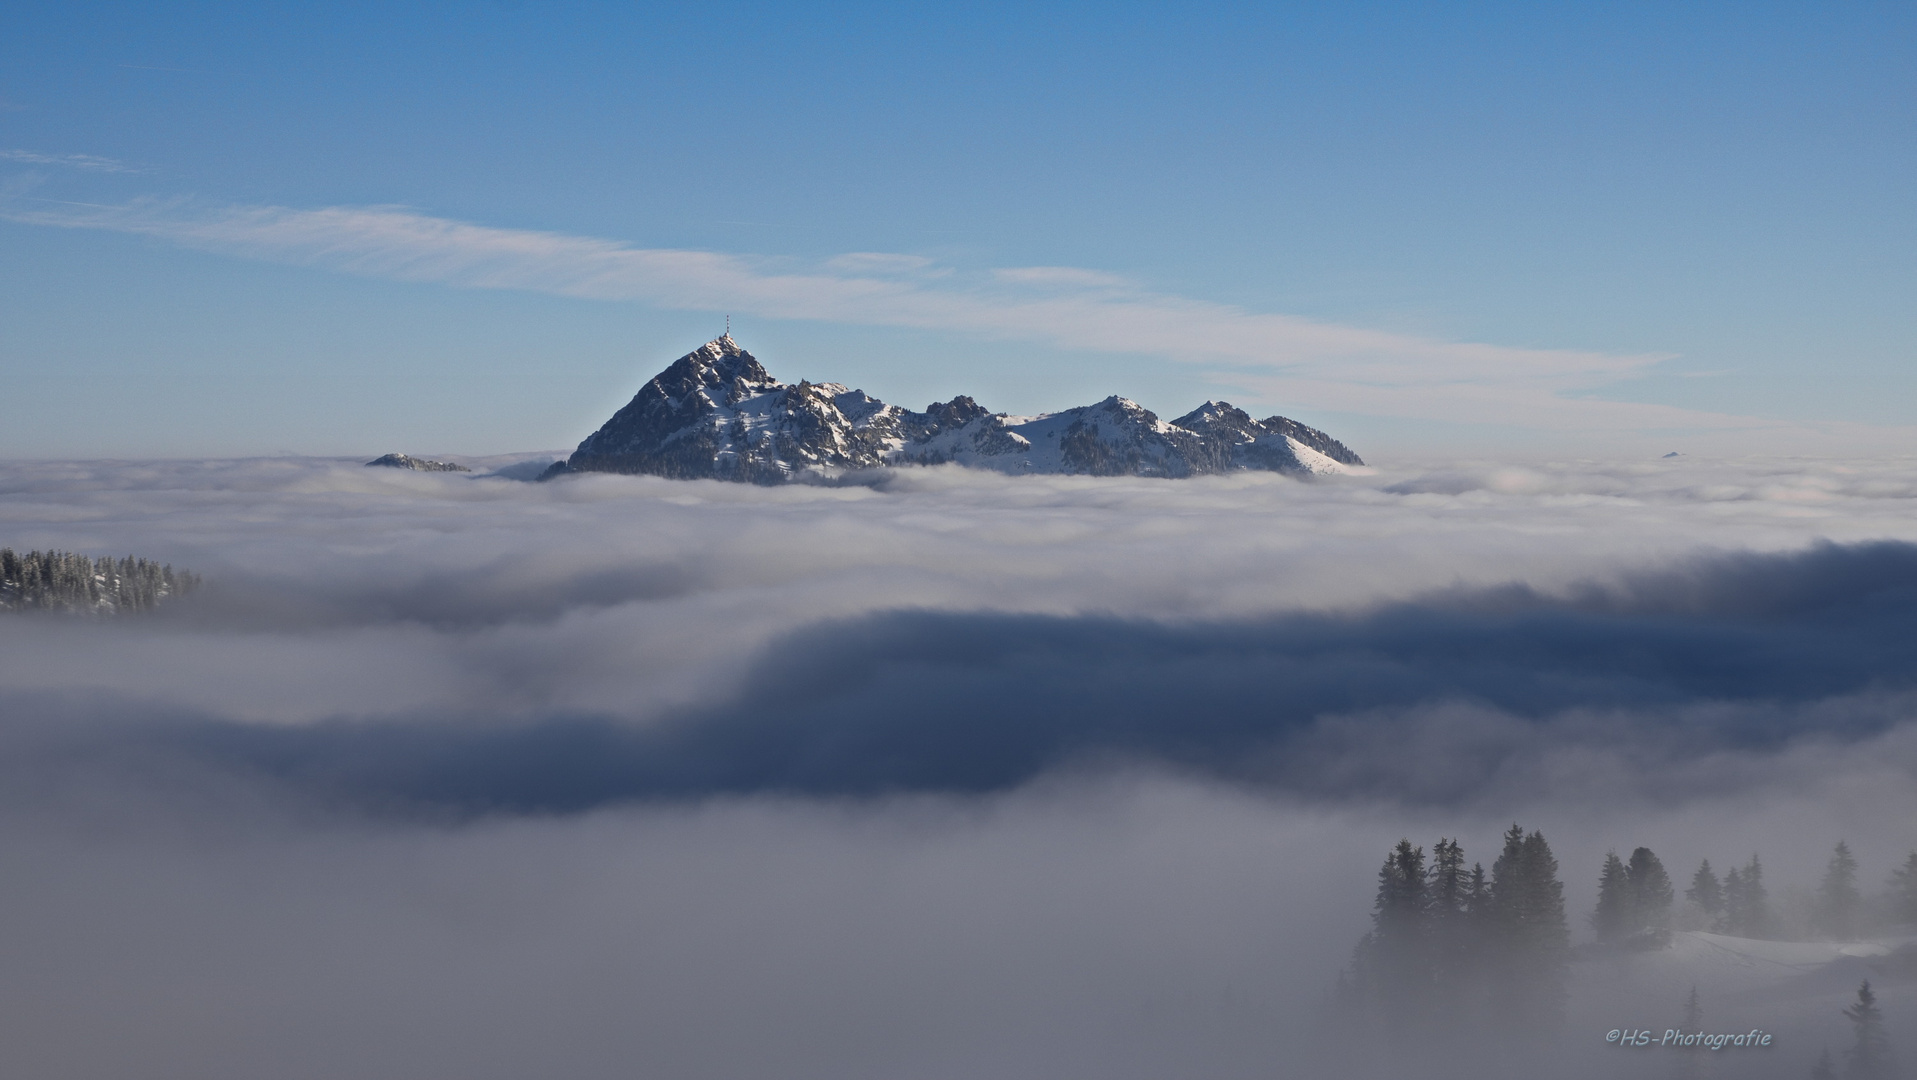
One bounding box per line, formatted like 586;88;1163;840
0;549;199;614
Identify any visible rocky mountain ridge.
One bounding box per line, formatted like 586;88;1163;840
366;453;469;472
542;336;1364;483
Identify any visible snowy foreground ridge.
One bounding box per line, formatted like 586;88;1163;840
542;336;1367;483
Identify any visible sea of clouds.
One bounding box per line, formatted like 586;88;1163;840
2;454;1915;1079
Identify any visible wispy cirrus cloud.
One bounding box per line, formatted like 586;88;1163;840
1;196;1774;432
991;265;1134;289
821;251;946;276
0;150;139;173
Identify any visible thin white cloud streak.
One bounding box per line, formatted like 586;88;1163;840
0;150;137;173
1223;371;1761;432
1;197;1768;433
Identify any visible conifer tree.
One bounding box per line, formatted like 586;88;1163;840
1492;823;1526;896
1841;981;1894;1079
1368;839;1430;1025
1888;853;1917;928
1724;866;1747;934
1424;838;1477;1029
1464;860;1494;975
1334;935;1375;1031
1723;854;1770;937
1742;854;1770;938
1428;838;1468;918
1488;825;1569;1025
1343;839;1502;1047
1425;841;1470;959
1518;831;1570;955
1465;862;1488;913
1811;1047;1836;1080
1374;840;1429;941
1818;842;1863;940
1592;851;1632;944
1686;860;1723;928
1627;847;1675;946
1674;987;1703;1080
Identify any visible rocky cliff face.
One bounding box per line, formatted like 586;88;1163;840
543;336;1365;483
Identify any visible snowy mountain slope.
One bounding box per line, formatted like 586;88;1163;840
899;396;1229;477
1172;401;1367;476
1577;931;1916;1006
365;453;469;472
1559;932;1917;1079
545;337;1367;483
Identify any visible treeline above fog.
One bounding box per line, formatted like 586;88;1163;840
1352;831;1917;984
1599;841;1917;947
1340;825;1571;1040
0;549;199;614
1340;831;1917;1077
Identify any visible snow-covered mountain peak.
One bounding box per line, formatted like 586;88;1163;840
544;340;1366;483
696;333;743;358
676;335;773;381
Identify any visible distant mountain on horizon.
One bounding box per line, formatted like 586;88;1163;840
541;336;1365;484
366;453;469;472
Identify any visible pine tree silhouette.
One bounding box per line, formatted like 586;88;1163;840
1889;853;1917;928
1370;839;1429;1027
1841;981;1894;1079
1819;842;1863;940
1488;825;1569;1026
1722;855;1771;937
1672;987;1703;1080
1425;838;1473;994
1627;848;1675;947
1593;851;1632;944
1686;860;1724;930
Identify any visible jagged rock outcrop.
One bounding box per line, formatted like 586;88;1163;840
901;396;1230;477
543;337;980;482
1172;401;1365;473
543;336;1365;483
366;453;469;472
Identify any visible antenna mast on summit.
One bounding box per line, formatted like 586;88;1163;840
725;315;730;338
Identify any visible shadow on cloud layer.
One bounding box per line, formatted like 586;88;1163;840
12;540;1916;815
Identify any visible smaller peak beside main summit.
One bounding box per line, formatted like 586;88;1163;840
1079;395;1161;423
922;395;990;428
1173;400;1258;435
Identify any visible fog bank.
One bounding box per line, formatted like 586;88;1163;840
2;454;1914;1078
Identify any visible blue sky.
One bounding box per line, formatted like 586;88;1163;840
2;2;1912;458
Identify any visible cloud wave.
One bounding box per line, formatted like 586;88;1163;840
8;541;1917;815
